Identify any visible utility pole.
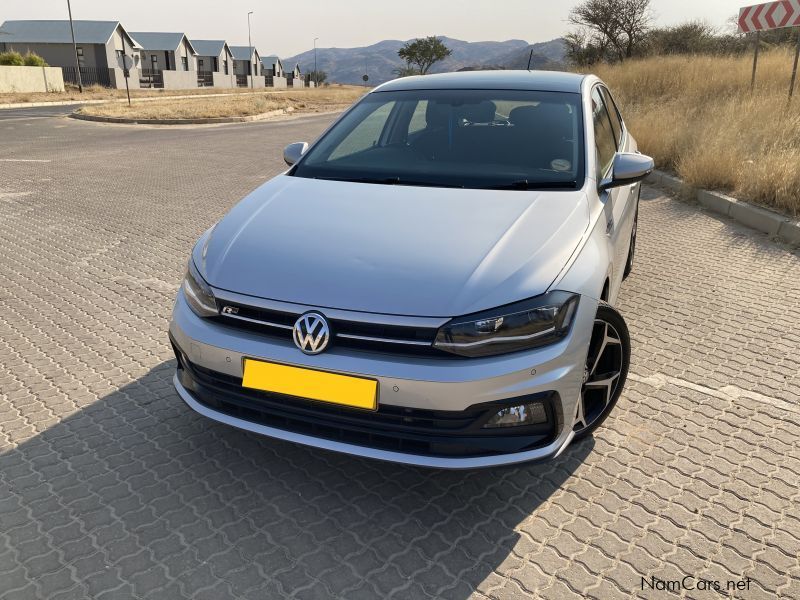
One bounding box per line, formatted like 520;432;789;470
66;0;83;92
314;37;318;88
247;11;254;90
121;33;131;106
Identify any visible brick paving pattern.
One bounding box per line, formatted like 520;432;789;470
0;112;798;599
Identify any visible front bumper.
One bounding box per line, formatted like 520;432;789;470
169;291;598;468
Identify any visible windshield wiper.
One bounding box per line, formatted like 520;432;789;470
488;180;577;190
312;175;574;190
314;176;463;188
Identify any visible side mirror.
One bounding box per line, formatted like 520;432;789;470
283;142;309;166
599;152;654;191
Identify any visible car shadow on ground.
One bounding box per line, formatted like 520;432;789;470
1;361;594;599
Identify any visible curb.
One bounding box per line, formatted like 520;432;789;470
0;89;291;110
69;107;294;125
646;169;800;246
0;100;87;109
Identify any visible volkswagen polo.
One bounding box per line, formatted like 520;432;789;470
169;70;653;468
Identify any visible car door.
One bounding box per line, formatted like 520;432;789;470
590;86;632;299
601;86;637;289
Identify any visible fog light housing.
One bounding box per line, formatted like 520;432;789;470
483;402;547;428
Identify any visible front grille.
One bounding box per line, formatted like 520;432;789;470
173;343;558;459
213;300;448;357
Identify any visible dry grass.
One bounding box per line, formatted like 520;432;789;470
595;49;800;216
74;86;365;120
0;84;364;106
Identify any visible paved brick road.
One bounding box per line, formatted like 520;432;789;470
0;111;798;600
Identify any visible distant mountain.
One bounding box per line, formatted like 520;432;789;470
282;36;566;85
489;39;568;70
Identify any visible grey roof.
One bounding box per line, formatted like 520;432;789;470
191;39;230;57
376;70;586;93
131;32;196;54
261;55;280;66
0;20;137;46
230;45;257;60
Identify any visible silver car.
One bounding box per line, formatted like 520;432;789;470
169;71;653;468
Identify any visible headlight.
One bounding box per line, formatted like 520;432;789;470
434;291;579;357
182;259;217;317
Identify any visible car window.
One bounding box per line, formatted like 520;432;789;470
293;89;585;190
590;87;617;180
600;87;624;147
329;102;396;160
408;100;428;134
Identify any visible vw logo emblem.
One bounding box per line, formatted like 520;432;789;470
293;312;331;355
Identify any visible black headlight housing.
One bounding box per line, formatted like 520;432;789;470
183;259;218;317
433;291;579;358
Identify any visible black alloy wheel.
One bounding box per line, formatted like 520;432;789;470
573;302;631;439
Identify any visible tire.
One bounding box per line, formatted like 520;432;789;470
573;302;631;440
622;191;640;280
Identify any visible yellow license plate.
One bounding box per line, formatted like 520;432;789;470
241;359;377;410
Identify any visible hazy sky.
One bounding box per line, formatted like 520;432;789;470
2;0;743;57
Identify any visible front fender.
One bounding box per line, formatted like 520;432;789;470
549;213;612;303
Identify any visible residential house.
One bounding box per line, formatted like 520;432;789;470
191;39;235;88
261;55;287;88
285;62;304;88
230;45;264;88
130;32;198;89
0;20;141;89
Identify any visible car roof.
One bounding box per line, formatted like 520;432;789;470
374;70;587;93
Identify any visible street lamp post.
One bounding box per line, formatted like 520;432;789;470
247;11;254;90
66;0;83;93
313;37;318;88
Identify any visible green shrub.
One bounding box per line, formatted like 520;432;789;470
23;52;48;67
0;51;25;66
0;51;48;67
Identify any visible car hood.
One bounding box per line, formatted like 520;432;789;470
197;175;589;317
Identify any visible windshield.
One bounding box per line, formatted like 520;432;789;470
291;89;585;190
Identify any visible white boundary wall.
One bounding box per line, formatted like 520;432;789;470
0;66;65;93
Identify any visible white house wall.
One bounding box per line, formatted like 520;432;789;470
107;25;136;71
178;38;196;71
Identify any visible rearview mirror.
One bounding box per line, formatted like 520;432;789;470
283;142;309;167
599;152;654;191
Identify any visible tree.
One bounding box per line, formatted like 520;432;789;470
645;21;718;56
308;70;327;85
564;30;611;67
568;0;652;63
397;36;452;75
